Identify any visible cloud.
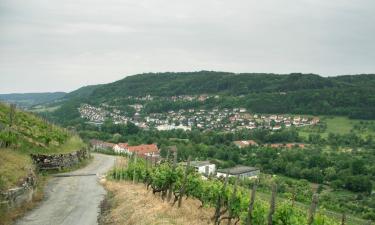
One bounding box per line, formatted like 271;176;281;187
0;0;374;93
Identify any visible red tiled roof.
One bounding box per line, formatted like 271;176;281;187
233;140;258;147
127;144;159;155
117;143;129;149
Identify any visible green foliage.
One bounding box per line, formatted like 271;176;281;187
0;102;75;152
110;158;341;225
50;72;375;123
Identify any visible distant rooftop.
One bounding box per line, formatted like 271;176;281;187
190;161;213;167
217;166;259;175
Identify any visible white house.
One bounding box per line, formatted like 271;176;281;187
113;143;128;153
189;161;216;176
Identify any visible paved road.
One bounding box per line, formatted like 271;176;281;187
16;153;116;225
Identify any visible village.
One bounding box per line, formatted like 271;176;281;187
79;100;320;132
90;139;261;180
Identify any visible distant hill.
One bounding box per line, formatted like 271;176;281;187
89;71;342;97
0;92;66;108
48;71;375;122
63;84;102;100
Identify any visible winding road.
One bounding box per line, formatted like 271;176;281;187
16;153;116;225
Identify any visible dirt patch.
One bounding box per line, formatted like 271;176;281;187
100;180;214;225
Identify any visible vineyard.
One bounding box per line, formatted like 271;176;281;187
109;154;346;225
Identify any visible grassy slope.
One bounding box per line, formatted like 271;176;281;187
0;102;86;191
0;149;33;191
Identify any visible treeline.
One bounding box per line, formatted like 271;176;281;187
48;72;375;120
140;87;375;119
243;148;374;193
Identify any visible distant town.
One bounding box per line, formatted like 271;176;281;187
79;95;320;132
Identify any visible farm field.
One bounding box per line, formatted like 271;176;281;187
298;116;375;139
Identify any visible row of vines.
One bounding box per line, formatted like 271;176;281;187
109;153;345;225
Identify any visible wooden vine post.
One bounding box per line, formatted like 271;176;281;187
341;213;346;225
167;148;178;202
227;176;239;225
150;153;153;169
166;147;171;162
9;103;16;128
214;172;229;225
144;155;149;186
246;180;258;225
132;151;137;184
267;183;277;225
307;193;319;225
178;156;191;208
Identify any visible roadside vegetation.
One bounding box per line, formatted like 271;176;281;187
108;156;344;225
0;102;86;224
0;149;33;191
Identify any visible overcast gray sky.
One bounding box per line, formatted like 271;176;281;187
1;0;374;94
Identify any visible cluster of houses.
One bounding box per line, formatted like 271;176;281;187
90;139;160;160
79;103;319;133
79;104;128;125
90;139;260;179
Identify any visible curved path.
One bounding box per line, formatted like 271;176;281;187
16;153;116;225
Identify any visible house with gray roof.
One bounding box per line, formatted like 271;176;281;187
216;165;260;179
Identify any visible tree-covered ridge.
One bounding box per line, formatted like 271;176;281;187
90;71;350;97
51;71;375;120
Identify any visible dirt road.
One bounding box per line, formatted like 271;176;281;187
15;153;116;225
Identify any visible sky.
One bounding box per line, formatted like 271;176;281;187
0;0;375;94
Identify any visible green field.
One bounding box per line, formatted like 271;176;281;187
298;116;375;139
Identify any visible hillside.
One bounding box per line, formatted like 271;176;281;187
0;92;66;108
0;102;85;191
49;72;375;124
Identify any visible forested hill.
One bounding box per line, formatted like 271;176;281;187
0;92;66;108
52;72;375;121
89;72;375;97
90;72;335;97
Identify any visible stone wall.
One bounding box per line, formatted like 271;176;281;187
30;148;90;171
0;172;36;210
0;149;90;216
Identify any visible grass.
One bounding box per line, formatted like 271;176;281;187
1;135;86;189
100;180;214;225
298;116;375;138
32;135;86;154
0;149;34;191
0;102;87;206
0;175;48;225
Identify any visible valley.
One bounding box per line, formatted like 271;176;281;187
1;72;375;225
